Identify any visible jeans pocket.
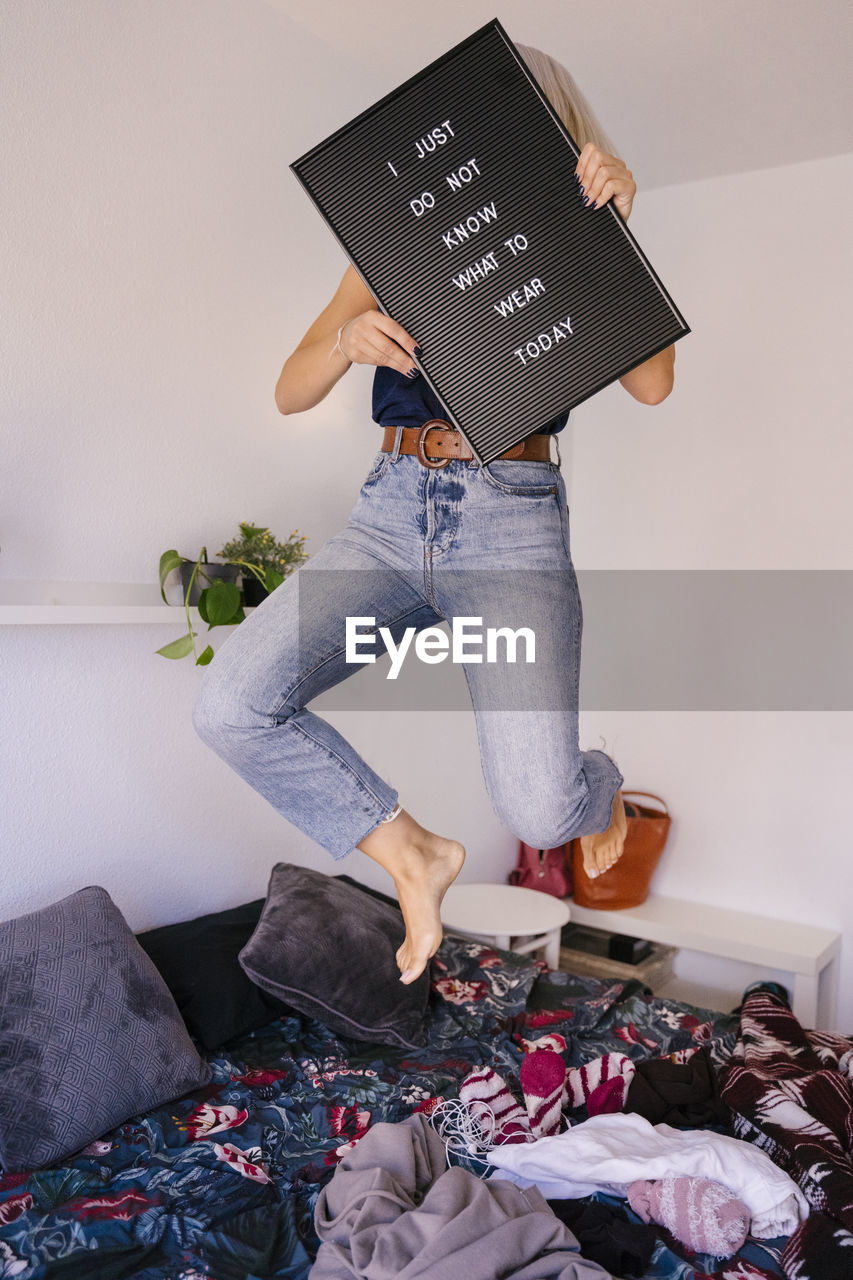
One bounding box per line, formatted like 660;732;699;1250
479;459;560;497
362;449;392;488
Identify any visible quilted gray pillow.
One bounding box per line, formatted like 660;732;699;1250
239;863;430;1051
0;886;211;1173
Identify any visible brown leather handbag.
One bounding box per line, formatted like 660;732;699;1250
570;791;671;910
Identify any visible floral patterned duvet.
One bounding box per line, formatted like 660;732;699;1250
0;937;789;1279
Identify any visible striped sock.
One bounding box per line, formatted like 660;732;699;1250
458;1067;531;1145
520;1048;568;1138
564;1052;636;1115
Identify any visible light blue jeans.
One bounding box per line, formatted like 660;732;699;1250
192;433;623;860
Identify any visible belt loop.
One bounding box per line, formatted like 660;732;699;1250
554;434;562;468
390;424;404;462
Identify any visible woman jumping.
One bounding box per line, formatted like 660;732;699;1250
192;44;674;986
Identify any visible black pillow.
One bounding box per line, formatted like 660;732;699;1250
136;900;293;1050
239;863;430;1050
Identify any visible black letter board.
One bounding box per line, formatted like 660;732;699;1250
291;18;690;465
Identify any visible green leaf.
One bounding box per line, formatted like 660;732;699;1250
205;579;242;627
155;632;196;659
28;1166;92;1211
158;549;183;603
231;605;246;624
197;588;210;624
196;644;215;666
264;568;284;593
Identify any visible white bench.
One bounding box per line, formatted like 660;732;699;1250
568;893;842;1031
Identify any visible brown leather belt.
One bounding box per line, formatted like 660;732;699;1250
380;420;553;470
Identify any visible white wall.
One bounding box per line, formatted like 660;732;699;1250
566;155;853;1019
2;4;850;1028
0;0;528;931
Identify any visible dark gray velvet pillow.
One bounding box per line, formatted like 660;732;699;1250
238;863;430;1050
0;886;211;1173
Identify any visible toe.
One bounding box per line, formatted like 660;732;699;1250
400;955;429;984
579;839;597;877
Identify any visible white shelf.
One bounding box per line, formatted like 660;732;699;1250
0;604;210;625
567;893;842;1029
0;580;252;625
568;894;840;974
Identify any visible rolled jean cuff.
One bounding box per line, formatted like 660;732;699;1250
339;791;401;861
582;749;625;835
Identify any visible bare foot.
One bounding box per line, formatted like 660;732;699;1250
579;789;628;879
358;807;465;984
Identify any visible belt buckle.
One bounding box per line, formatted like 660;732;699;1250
416;419;452;469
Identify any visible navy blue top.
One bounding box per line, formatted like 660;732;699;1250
372;366;569;435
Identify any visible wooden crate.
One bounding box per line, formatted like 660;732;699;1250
558;939;677;989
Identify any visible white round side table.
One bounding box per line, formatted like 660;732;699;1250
440;883;571;970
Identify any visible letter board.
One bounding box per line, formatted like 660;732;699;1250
290;17;690;464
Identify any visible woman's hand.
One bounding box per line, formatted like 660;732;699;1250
574;143;636;222
275;267;420;414
338;308;420;378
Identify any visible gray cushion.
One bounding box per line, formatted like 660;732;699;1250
0;886;211;1173
239;863;430;1051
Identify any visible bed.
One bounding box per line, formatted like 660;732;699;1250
1;875;847;1280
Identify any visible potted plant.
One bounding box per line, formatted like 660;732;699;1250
156;523;308;666
156;547;243;666
218;522;308;607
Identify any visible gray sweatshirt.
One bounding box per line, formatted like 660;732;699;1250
311;1111;614;1279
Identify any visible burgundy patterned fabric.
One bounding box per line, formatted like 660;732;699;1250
718;989;853;1277
781;1210;853;1280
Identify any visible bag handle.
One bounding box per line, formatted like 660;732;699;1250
622;790;669;816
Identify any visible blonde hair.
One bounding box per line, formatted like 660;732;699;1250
514;43;620;160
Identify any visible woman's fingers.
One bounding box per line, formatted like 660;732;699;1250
372;313;420;376
359;329;419;376
373;310;419;360
574;141;600;196
584;164;619;206
575;141;635;220
585;169;634;215
342;309;420;375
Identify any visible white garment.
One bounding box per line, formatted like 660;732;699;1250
486;1112;808;1239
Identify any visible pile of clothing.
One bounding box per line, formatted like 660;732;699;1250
311;1111;615;1279
473;1042;806;1258
312;992;853;1279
